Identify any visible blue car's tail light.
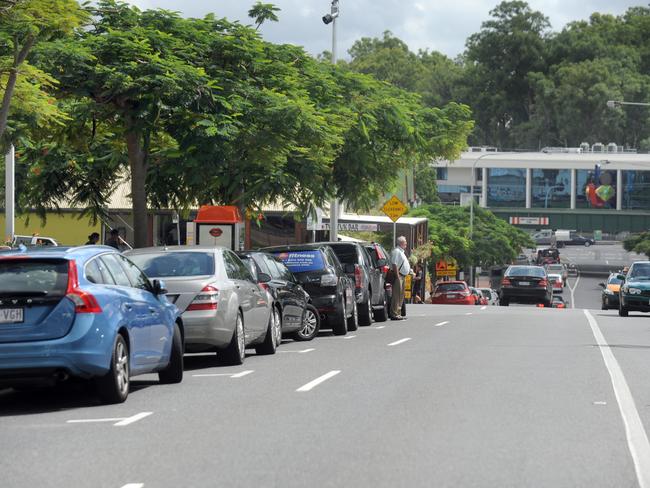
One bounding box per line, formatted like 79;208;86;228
65;260;102;314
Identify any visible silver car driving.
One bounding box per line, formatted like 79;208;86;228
125;246;276;365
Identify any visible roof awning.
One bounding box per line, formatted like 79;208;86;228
194;205;243;224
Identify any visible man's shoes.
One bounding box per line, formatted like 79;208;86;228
390;315;404;321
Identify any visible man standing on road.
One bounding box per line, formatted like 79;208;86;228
390;236;411;320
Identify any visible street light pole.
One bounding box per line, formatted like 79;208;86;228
325;0;340;242
5;144;15;244
607;100;650;108
469;152;498;286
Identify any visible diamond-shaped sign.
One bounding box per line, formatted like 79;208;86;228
381;195;408;223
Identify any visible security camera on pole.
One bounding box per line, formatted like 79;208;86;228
323;0;340;242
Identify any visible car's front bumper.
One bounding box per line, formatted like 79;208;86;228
621;294;650;311
603;293;620;307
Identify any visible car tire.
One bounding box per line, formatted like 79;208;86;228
359;292;373;326
96;334;130;404
293;304;320;341
256;307;280;355
159;323;184;384
619;303;629;317
601;302;607;310
500;299;509;307
221;311;246;365
347;300;359;331
584;241;591;247
374;294;388;322
332;297;348;336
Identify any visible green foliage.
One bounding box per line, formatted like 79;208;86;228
247;2;280;30
623;231;650;259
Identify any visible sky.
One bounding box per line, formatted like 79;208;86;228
124;0;643;59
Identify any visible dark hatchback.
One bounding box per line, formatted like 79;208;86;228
326;242;387;325
499;265;552;307
363;242;392;320
262;244;356;335
237;251;313;340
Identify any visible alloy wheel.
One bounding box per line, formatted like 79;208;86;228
115;340;129;397
301;308;318;337
236;314;245;362
273;308;282;347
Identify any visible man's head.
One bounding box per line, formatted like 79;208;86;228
110;228;119;237
397;236;407;249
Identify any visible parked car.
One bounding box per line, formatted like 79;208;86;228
548;273;563;294
617;261;650;317
599;273;623;310
126;246;275;365
263;244;357;335
0;246;183;403
565;234;594;247
545;263;567;285
431;281;475;305
326;242;386;326
363;242;396;320
13;235;58;247
469;287;486;305
551;295;567;308
237;250;318;341
499;265;553;307
478;288;499;306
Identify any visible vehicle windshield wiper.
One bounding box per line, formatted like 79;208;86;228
0;291;49;297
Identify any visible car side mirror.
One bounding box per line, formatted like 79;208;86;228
257;272;272;284
616;274;626;281
377;258;387;267
598;283;605;288
344;264;356;274
152;279;168;295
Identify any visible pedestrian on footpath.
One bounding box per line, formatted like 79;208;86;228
390;236;411;320
85;232;100;245
105;228;121;250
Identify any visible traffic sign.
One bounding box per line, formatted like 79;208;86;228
381;195;408;222
436;260;457;277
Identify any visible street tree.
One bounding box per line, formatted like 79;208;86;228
623;231;650;259
247;2;280;30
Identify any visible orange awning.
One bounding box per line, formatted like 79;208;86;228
194;205;243;224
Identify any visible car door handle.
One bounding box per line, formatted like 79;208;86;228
149;307;157;315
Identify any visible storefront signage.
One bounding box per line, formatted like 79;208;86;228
318;223;378;232
509;216;549;226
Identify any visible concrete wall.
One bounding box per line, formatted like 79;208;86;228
0;212;101;246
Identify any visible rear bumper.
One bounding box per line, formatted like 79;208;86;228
501;287;549;303
431;297;475;305
0;315;113;381
182;309;233;350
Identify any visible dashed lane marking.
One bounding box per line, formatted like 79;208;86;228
388;338;411;346
375;325;386;329
296;371;341;392
343;335;357;340
278;348;315;354
193;370;254;378
121;484;144;488
67;412;153;427
481;306;487;310
435;321;449;327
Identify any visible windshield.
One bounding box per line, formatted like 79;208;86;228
629;264;650;280
0;259;68;296
608;276;623;285
506;266;545;278
128;252;215;277
273;250;325;273
435;283;466;292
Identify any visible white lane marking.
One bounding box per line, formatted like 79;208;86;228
568;272;581;309
278;348;315;354
481;306;487;310
231;370;254;378
593;401;608;406
435;321;449;327
465;312;473;316
67;417;123;424
114;412;153;427
388;338;411;346
121;484;144;488
584;310;650;488
375;325;386;329
296;370;341;392
343;335;357;340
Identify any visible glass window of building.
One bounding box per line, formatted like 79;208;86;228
436;167;448;181
576;168;617;209
623;171;650;210
487;168;526;207
531;169;571;208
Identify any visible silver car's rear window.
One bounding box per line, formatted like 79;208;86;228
129;252;215;277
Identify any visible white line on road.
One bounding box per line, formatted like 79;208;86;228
568;272;581;309
388;338;411;346
343;335;357;339
114;412;153;427
231;370;254;378
375;325;386;329
435;321;449;327
68;412;153;427
465;312;473;316
481;306;487;310
278;348;315;354
296;371;341;392
121;484;144;488
584;310;650;488
193;370;254;378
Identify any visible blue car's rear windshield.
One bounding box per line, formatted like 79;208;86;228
0;258;68;296
129;252;215;277
273;251;325;273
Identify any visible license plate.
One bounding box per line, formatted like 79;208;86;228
0;308;24;324
447;294;458;298
519;281;530;286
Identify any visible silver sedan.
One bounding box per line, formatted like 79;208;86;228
125;246;277;365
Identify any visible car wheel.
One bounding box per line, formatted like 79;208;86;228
500;299;509;307
293;304;320;341
584;241;591;247
159;323;184;384
359;292;373;326
256;307;280;355
601;301;607;310
374;294;388;322
347;300;359;331
221;311;246;365
332;296;348;336
619;303;629;317
96;334;129;404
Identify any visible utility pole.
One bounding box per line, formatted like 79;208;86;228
5;144;14;244
324;0;340;242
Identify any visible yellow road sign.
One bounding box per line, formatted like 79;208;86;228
436;260;457;277
381;195;408;222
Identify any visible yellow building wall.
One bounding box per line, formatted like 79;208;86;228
0;212;101;246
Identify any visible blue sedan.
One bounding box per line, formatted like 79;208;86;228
0;246;184;403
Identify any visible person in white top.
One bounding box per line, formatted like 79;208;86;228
389;236;411;320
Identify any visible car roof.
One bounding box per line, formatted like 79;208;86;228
124;245;226;255
0;245;116;260
262;244;330;252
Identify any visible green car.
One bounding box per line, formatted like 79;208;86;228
618;261;650;317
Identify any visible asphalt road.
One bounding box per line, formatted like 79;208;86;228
2;290;650;487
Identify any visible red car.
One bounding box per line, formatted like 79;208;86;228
432;281;475;305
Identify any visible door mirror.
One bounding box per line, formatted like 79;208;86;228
344;263;356;274
257;272;272;284
616;274;626;281
598;282;605;288
377;258;387;267
152;279;168;295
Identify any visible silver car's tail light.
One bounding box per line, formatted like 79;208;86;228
187;285;220;311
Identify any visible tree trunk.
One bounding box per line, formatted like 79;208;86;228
126;130;148;248
0;36;35;140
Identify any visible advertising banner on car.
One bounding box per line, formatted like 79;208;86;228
274;251;325;273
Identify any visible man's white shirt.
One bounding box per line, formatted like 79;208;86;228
390;247;411;276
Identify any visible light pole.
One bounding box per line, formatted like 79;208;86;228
607;100;650;108
323;0;340;242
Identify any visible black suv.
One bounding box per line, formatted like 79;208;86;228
262;244;357;335
327;242;387;325
499;265;553;307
